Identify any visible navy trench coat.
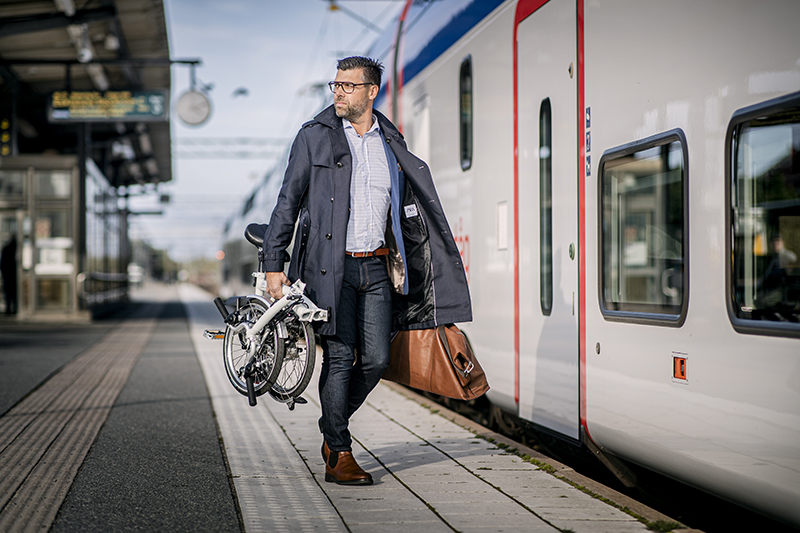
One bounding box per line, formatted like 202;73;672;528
262;104;472;336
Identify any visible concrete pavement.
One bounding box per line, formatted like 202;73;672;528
0;282;689;532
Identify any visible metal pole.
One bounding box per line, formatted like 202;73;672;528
10;79;18;156
77;122;88;309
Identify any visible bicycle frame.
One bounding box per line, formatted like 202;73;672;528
206;223;327;409
231;278;327;343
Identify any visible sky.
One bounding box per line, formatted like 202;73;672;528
129;0;404;262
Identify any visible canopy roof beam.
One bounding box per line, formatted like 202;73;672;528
0;6;117;39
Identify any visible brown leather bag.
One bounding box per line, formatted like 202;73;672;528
383;325;490;401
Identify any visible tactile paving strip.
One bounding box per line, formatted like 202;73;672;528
182;284;345;532
0;304;161;533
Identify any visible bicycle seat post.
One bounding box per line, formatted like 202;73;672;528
257;247;266;272
244;223;270;297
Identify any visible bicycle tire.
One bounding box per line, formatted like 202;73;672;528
270;319;315;402
223;298;284;397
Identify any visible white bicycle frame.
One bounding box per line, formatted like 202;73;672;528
231;276;327;360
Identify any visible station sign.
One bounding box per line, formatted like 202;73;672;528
47;90;168;122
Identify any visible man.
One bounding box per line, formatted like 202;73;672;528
262;57;471;485
772;234;797;268
1;235;17;315
762;234;797;308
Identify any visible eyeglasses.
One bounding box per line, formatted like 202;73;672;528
328;81;373;94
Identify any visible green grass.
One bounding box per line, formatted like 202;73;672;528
647;520;684;532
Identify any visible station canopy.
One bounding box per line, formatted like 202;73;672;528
0;0;172;186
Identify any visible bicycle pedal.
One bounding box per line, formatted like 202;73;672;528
203;329;225;340
294;396;308;405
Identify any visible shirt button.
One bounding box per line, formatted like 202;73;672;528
326;234;331;240
320;269;327;275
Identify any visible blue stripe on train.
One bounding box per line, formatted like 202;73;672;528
375;0;506;108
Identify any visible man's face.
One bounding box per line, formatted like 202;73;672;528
333;68;377;122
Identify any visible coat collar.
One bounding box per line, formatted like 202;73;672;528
373;108;403;142
313;104;340;129
313;104;402;141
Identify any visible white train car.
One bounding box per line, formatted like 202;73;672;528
367;0;800;526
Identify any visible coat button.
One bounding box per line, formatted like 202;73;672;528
386;138;391;143
320;269;327;275
326;234;331;240
336;162;343;168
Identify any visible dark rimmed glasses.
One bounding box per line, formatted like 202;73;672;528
328;81;373;94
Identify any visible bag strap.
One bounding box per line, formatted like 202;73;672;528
437;325;474;378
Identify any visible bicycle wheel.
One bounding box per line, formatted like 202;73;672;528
223;298;284;397
270;319;316;402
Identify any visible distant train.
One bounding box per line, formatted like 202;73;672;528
221;0;800;526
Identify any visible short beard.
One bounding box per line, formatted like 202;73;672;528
334;98;369;122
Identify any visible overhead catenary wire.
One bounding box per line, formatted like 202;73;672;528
279;1;403;136
341;0;398;53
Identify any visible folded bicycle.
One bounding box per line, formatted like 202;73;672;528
204;223;327;410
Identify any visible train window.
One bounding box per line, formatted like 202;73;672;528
459;56;473;171
540;98;552;316
727;92;800;337
599;129;688;325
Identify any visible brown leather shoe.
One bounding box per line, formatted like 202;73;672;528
321;441;330;464
325;450;373;485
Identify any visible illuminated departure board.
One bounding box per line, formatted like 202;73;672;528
47;90;168;122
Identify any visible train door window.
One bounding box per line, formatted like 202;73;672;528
727;92;800;337
459;56;473;171
411;95;431;165
540;98;552;316
599;129;688;325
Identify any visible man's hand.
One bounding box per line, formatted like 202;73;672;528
265;271;291;300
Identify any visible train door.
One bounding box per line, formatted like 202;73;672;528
516;0;579;440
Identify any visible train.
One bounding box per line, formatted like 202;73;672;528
219;0;800;527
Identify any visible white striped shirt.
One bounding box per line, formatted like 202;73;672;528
342;116;392;253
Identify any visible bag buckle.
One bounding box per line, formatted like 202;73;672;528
457;360;474;378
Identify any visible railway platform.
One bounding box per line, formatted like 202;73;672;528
0;282;696;533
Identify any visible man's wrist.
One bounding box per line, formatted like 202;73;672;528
261;261;285;272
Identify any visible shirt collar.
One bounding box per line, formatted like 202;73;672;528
342;115;379;135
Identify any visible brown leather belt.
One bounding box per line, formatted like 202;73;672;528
345;248;389;258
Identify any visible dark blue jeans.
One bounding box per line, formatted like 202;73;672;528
319;255;392;452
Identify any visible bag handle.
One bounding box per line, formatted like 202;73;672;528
436;325;474;378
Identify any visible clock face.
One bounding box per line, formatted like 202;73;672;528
177;90;211;126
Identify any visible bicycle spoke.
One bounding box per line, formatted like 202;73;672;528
223;300;284;398
270;321;315;400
